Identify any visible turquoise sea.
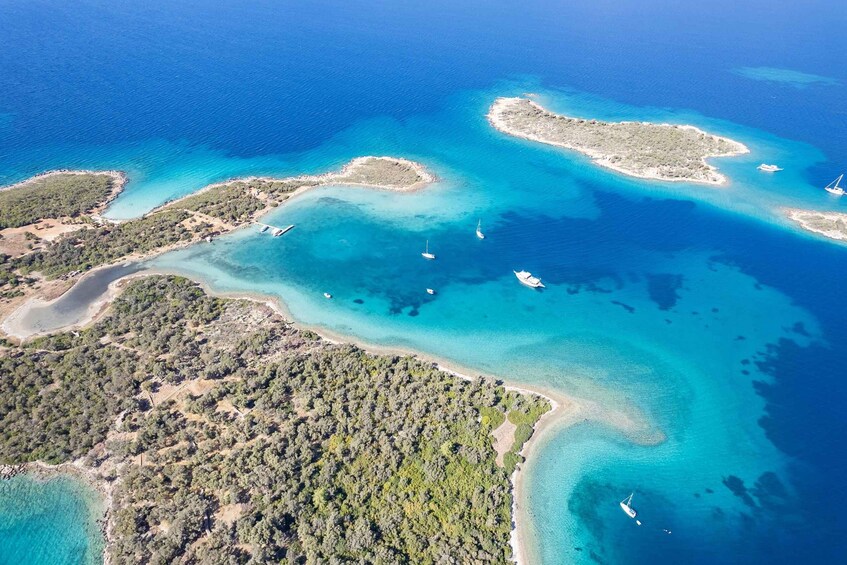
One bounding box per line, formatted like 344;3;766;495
1;0;846;563
0;475;104;565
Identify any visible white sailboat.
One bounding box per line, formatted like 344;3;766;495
619;493;637;519
514;270;544;288
422;240;436;260
476;219;485;240
426;288;436;295
323;292;332;299
757;163;783;172
825;174;845;196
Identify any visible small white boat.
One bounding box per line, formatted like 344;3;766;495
259;224;269;233
421;240;436;260
619;493;637;519
825;174;845;196
426;288;436;295
323;292;332;299
757;163;783;172
272;228;284;237
476;219;485;240
514;270;544;289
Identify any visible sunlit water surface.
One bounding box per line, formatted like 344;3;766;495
1;0;846;562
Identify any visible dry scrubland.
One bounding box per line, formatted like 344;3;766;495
784;209;847;242
488;97;748;184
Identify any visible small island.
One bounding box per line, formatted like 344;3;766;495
783;208;847;242
487;97;749;185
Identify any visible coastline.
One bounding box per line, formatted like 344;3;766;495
1;156;435;341
783;207;847;243
0;169;126;193
150;155;436;215
1;263;143;341
487;97;750;186
0;169;128;218
1;459;112;565
2;262;664;565
0;159;663;564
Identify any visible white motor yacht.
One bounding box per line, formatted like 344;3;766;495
514;270;544;288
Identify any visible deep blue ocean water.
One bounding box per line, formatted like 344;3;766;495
1;1;846;563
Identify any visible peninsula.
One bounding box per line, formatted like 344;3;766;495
0;156;432;318
0;275;549;563
487;97;749;185
0;158;558;562
783;208;847;242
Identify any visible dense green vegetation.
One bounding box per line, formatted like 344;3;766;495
175;184;268;224
14;209;197;277
0;173;115;229
0;256;32;300
501;402;550;475
0;276;549;563
7;176;305;281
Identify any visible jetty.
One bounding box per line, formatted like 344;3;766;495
256;223;295;237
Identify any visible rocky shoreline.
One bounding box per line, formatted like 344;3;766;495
784;208;847;242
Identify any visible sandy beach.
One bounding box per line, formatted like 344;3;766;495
1;263;145;341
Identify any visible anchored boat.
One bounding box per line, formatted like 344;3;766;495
757;163;783;172
620;493;637;519
421;240;436;260
476;219;485;240
514;270;544;288
825;174;845;196
426;288;436;295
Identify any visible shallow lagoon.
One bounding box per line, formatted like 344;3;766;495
5;262;143;338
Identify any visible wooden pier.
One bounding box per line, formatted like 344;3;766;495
256;223;295;237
